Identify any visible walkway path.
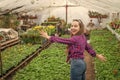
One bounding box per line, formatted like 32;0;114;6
84;51;95;80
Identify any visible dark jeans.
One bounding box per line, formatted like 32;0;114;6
70;58;86;80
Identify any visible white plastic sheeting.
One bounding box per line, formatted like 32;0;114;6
39;6;90;25
0;0;120;12
69;0;120;12
0;0;120;26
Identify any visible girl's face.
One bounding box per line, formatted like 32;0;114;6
70;21;80;35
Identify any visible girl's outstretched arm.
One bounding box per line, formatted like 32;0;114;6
85;43;106;62
39;30;75;45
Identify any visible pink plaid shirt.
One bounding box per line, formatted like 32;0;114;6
50;34;96;62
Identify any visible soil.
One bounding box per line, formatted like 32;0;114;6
84;51;95;80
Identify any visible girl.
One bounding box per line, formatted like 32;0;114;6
39;19;106;80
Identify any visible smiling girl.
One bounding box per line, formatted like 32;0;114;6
39;19;106;80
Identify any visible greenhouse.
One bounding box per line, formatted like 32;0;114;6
0;0;120;80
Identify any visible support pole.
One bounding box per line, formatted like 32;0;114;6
66;5;68;24
65;0;68;24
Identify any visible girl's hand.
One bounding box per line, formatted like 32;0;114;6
96;54;107;62
39;30;50;39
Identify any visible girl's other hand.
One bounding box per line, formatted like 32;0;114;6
96;54;107;62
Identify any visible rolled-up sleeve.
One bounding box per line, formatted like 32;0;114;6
49;36;75;45
85;43;96;57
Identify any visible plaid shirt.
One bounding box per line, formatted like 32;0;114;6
50;34;96;62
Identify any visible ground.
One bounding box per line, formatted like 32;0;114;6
84;51;95;80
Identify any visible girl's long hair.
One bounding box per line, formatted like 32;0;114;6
72;19;85;36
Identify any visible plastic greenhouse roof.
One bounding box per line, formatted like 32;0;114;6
0;0;119;12
0;0;120;25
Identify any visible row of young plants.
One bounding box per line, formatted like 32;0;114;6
13;43;70;80
0;25;57;76
19;25;56;44
0;43;40;76
19;29;43;44
90;29;120;80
